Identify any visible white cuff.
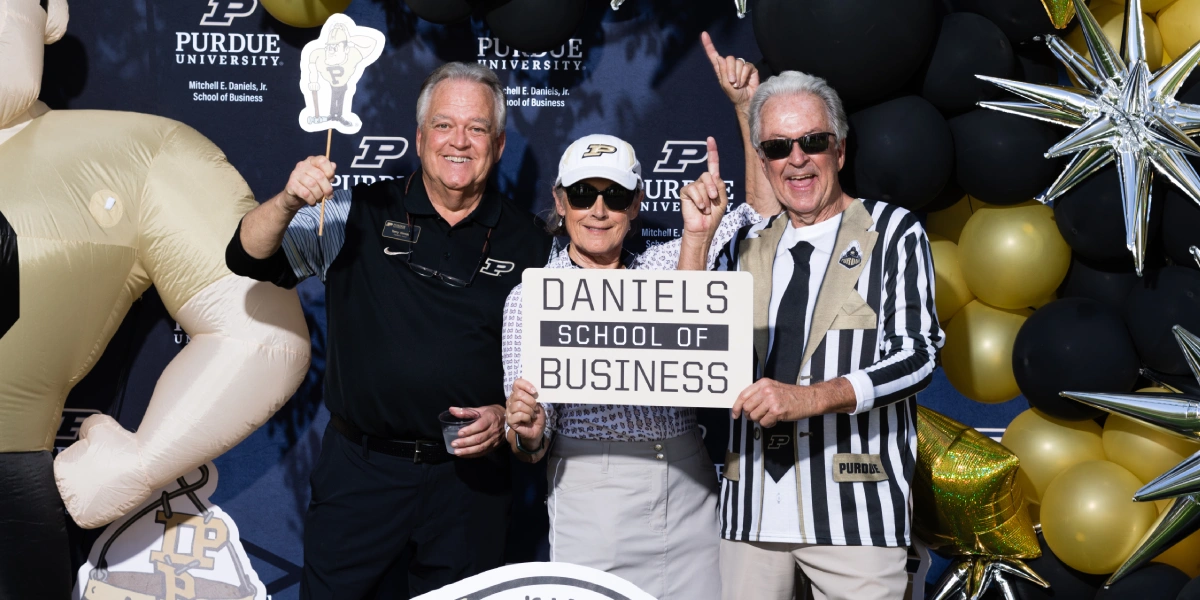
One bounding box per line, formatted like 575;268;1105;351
843;371;875;415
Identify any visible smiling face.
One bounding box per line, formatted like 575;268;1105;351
415;78;505;198
758;92;848;224
555;177;641;268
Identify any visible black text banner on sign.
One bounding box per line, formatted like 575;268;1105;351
521;269;753;408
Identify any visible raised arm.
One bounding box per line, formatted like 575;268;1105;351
700;31;778;217
238;156;335;259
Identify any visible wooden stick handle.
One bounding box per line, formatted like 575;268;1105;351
319;129;332;237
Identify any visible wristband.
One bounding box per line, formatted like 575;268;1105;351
515;433;544;455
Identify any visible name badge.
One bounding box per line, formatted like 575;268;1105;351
382;220;420;243
831;453;888;483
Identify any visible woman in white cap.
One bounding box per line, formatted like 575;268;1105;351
500;132;764;598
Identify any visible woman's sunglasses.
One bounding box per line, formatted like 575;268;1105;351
758;132;837;160
563;182;638;211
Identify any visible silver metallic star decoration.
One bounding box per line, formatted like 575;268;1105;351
930;556;1050;600
976;0;1200;275
1061;325;1200;585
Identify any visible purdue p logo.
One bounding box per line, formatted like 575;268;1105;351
767;434;790;450
200;0;258;25
582;144;618;158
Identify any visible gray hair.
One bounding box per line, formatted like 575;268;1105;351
749;71;849;151
415;62;507;137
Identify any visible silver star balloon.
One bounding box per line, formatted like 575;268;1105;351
976;0;1200;275
930;556;1049;600
1060;325;1200;584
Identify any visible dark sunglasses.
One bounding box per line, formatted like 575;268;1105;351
758;132;837;160
563;182;638;211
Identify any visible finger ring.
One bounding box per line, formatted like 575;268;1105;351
737;57;746;63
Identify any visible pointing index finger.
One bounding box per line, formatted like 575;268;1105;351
700;31;722;72
706;136;720;180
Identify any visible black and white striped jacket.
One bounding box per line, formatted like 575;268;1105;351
715;198;943;547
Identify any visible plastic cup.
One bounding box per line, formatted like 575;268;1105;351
438;409;480;455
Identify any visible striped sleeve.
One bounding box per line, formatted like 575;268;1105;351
844;214;943;414
635;203;764;270
278;188;353;283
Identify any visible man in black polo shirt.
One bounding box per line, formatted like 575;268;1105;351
225;62;552;599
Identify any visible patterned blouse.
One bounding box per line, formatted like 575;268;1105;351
502;203;763;442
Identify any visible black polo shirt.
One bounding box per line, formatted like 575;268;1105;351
227;175;553;440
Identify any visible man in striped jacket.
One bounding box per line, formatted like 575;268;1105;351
706;71;943;600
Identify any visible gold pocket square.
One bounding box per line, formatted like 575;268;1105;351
830;292;877;330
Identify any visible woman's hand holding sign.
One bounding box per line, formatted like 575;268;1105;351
506;378;547;462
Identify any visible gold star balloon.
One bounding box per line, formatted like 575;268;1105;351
1061;326;1200;585
1041;0;1075;29
914;407;1048;600
977;0;1200;275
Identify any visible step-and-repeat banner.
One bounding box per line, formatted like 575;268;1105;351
53;1;1029;597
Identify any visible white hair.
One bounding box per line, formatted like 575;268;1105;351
415;62;507;138
749;71;849;149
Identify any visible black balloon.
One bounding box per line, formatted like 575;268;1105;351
919;13;1012;112
844;96;954;210
1095;563;1189;599
1125;266;1200;375
1058;255;1140;311
0;210;16;340
1161;154;1200;268
1010;534;1104;599
1179;574;1200;600
405;0;478;24
752;0;935;108
951;0;1056;44
1053;164;1165;264
950;109;1065;205
484;0;585;54
923;176;966;213
1012;298;1141;421
1013;41;1060;86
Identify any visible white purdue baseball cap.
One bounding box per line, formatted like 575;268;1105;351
555;134;642;190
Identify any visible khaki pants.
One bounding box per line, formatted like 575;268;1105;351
719;539;908;600
548;431;721;600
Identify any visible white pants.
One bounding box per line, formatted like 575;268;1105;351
547;431;722;600
719;539;908;600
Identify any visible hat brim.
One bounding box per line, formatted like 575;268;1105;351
558;165;640;191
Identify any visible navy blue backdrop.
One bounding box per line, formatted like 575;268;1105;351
50;1;1032;597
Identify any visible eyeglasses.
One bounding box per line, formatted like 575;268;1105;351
402;214;494;288
758;133;837;160
563;181;638;211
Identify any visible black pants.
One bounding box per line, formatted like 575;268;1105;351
301;424;510;599
0;451;72;600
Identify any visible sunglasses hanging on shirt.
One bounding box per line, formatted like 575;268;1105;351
563;181;638;211
758;132;837;160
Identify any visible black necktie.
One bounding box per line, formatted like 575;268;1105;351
763;240;815;483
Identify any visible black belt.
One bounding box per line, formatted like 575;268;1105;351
329;413;453;464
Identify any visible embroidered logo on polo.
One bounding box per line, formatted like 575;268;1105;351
838;242;863;269
479;258;516;276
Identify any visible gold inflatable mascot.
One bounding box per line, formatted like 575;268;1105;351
0;2;311;598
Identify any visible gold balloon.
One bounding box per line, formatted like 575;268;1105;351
1001;408;1106;505
1158;0;1200;60
958;203;1071;310
1041;460;1159;574
1103;412;1200;484
914;407;1041;558
1104;0;1182;14
926;194;974;243
260;0;353;28
941;301;1030;404
930;238;975;323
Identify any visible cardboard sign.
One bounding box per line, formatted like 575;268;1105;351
72;463;266;600
522;268;753;408
296;13;385;135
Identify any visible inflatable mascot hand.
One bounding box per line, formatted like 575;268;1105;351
0;0;310;531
